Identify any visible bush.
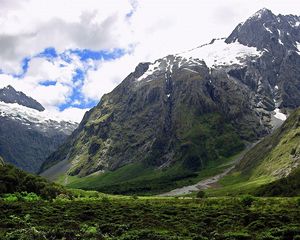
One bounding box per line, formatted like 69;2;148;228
223;231;251;240
131;195;139;200
2;192;41;202
0;164;66;199
2;193;18;202
196;190;206;198
240;195;255;207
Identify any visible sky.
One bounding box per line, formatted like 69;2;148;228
0;0;299;122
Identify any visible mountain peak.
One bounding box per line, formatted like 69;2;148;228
246;8;276;24
0;85;45;111
226;9;300;53
251;8;274;19
5;85;15;90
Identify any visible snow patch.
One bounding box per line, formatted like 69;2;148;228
166;59;173;73
250;9;266;20
274;108;287;121
178;39;262;68
296;41;300;52
275;85;278;90
263;23;272;34
183;68;198;74
137;61;161;81
278;29;282;36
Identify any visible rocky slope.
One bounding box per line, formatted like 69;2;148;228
0;85;45;111
0;86;77;173
41;9;300;192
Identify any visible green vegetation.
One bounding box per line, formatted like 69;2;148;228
179;113;245;169
236;108;300;179
255;168;300;197
2;192;41;202
63;152;238;195
0;163;66;199
0;194;299;239
55;112;246;195
196;190;206;198
204;108;300;197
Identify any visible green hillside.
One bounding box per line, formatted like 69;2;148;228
57;113;245;195
255;168;300;197
0;157;66;199
207;108;300;196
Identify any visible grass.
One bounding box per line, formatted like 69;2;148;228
1;194;299;239
195;108;300;198
206;175;274;197
59;151;242;196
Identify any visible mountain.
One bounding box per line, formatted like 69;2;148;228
0;85;45;111
0;86;77;173
41;9;300;194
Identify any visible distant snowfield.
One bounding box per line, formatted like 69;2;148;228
0;101;77;125
137;39;263;82
179;39;262;68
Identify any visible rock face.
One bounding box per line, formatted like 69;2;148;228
226;8;300;109
41;9;300;180
0;85;45;111
0;86;77;173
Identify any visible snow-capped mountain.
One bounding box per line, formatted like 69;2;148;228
0;86;78;173
0;99;76;135
0;85;45;111
42;9;300;182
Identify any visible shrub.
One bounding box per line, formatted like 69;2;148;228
2;192;41;202
22;192;41;202
223;231;251;240
131;195;139;200
196;190;206;199
240;195;255;207
2;193;18;202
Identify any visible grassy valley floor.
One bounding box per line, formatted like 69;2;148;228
1;193;300;240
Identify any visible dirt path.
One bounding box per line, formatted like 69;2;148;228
159;142;258;197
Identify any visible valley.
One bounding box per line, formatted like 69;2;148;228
0;6;300;240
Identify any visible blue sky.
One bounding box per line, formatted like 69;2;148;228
24;47;127;111
0;0;298;122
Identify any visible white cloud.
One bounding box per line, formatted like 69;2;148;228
81;0;300;101
51;107;89;122
0;0;133;73
30;83;73;108
0;0;299;122
83;60;122;100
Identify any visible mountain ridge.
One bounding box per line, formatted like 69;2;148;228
0;85;45;111
0;86;78;173
41;9;300;195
